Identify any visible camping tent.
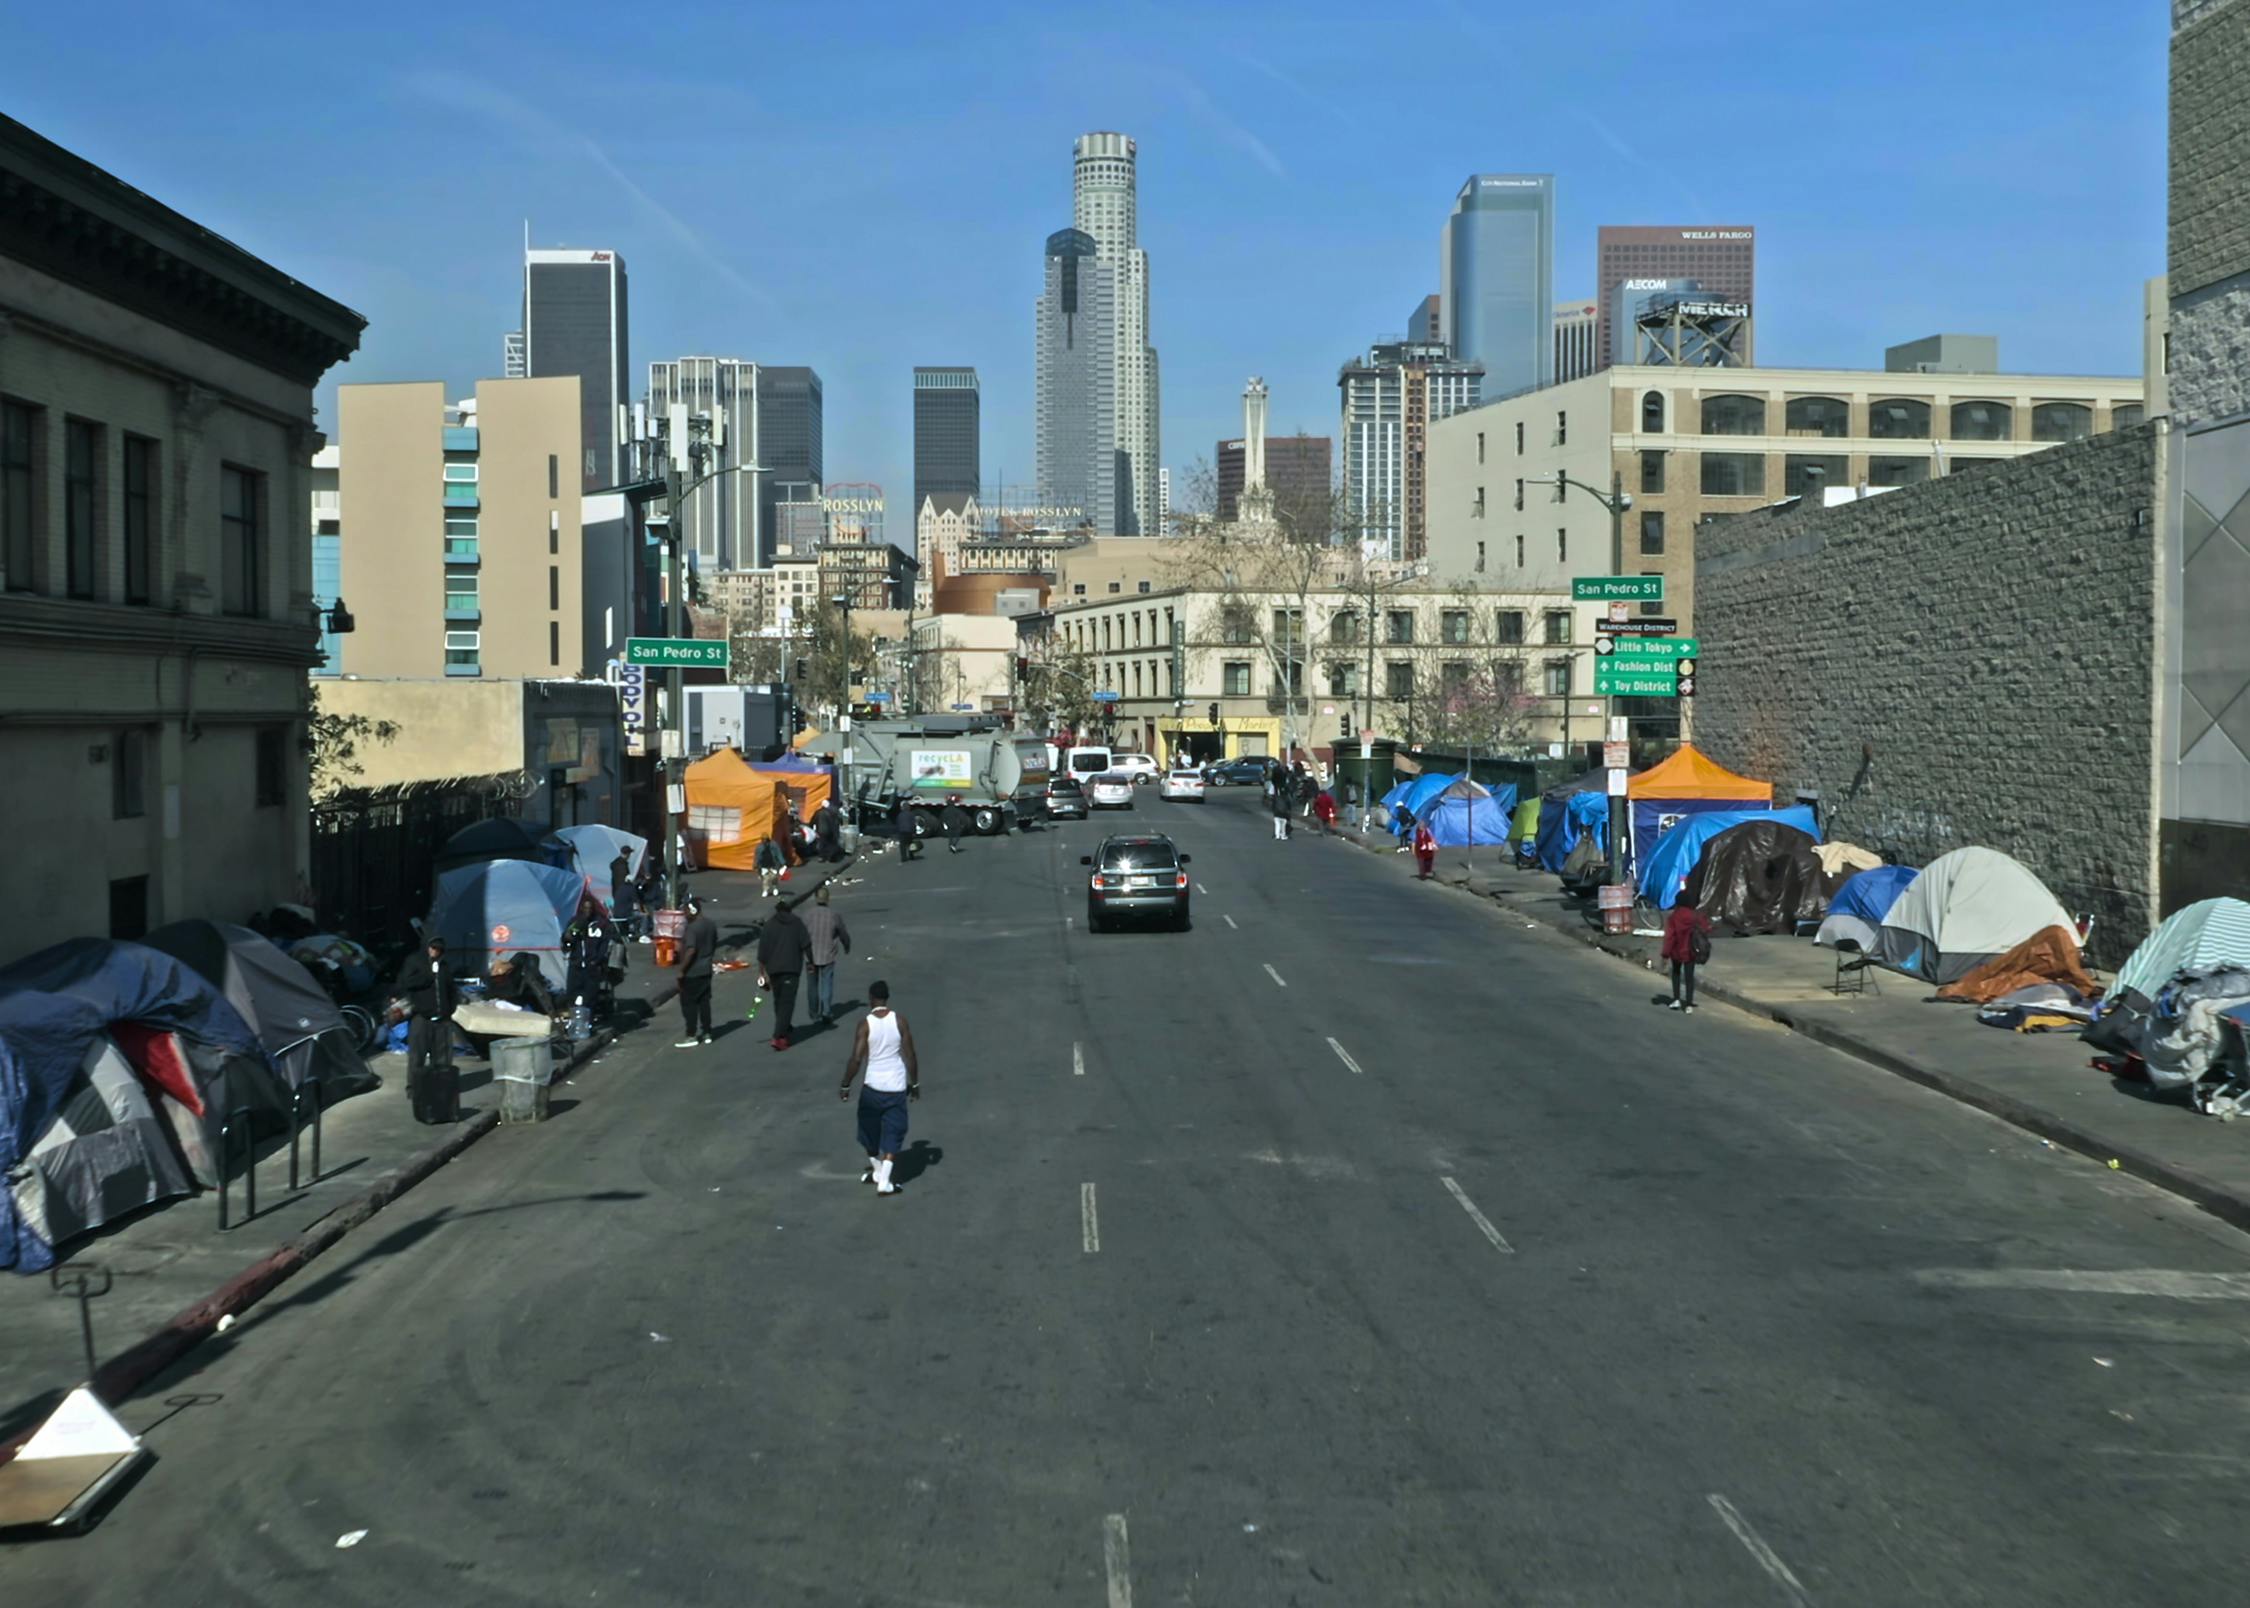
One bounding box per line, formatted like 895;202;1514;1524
2106;898;2250;1003
1625;745;1773;873
1636;805;1820;909
1873;847;2077;983
1678;818;1830;934
684;749;789;871
1424;780;1520;848
9;1037;199;1274
1815;865;1920;952
142;920;368;1097
1534;768;1619;871
434;818;564;874
1392;773;1465;835
551;825;649;910
429;860;595;989
1510;794;1541;844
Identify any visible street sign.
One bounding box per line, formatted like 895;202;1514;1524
1603;740;1629;769
1595;667;1685;697
1677;674;1698;698
866;692;891;704
617;663;648;757
1595;617;1679;638
1606;767;1628;796
1573;575;1665;603
1593;636;1698;663
1091;690;1121;703
627;636;730;668
1608;602;1630;623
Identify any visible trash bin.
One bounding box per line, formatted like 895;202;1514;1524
492;1035;554;1124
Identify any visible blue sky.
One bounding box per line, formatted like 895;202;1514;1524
6;1;2165;540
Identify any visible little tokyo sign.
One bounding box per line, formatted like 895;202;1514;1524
1573;575;1665;602
1593;636;1697;662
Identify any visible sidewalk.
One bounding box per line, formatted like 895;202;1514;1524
1350;828;2250;1233
0;851;856;1462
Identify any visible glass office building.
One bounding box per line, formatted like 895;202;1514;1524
1441;175;1554;399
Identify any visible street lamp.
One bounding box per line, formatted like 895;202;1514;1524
1545;468;1636;895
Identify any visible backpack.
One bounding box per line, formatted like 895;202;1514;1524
1688;923;1713;966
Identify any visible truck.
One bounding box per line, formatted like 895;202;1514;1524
827;716;1053;835
685;684;799;757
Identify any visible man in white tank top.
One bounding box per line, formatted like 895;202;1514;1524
838;979;920;1196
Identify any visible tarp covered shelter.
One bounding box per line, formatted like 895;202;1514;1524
141;920;368;1098
1636;805;1820;909
1535;768;1619;871
683;748;789;871
1391;773;1464;836
430;860;594;989
10;1037;197;1275
1625;745;1773;872
1510;794;1541;843
1424;780;1519;848
1679;818;1831;934
1874;847;2077;984
551;825;648;911
1816;864;1920;952
2107;898;2250;1003
1935;927;2099;1004
434;818;564;875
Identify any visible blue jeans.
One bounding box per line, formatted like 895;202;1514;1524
810;963;837;1021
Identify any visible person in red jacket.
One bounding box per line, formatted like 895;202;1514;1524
1661;901;1714;1013
1412;817;1438;880
1312;789;1338;835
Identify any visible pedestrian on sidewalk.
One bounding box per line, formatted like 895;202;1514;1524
757;898;812;1050
1313;788;1338;836
1342;777;1361;831
755;832;787;899
1661;902;1713;1014
803;884;852;1026
609;848;639;939
1270;776;1293;840
941;797;968;854
396;937;459;1124
812;796;843;864
838;979;920;1197
894;797;922;862
674;894;719;1048
633;860;661;941
1412;816;1438;879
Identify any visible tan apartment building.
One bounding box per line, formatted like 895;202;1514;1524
1426;357;2145;627
818;528;916;611
907;613;1018;715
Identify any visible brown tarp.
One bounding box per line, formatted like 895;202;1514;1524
1935;926;2097;1004
1680;820;1829;935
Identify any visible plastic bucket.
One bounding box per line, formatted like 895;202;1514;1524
493;1034;554;1124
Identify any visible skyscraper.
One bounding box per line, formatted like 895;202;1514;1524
1440;175;1553;398
1595;226;1755;369
648;357;759;571
755;366;823;569
1217;435;1333;530
913;367;981;519
1035;227;1118;531
1339;339;1482;561
1554;299;1598;382
522;247;628;491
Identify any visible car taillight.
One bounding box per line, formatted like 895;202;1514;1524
1175;872;1189;889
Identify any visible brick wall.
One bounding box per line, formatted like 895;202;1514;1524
2171;0;2250;422
1691;427;2158;964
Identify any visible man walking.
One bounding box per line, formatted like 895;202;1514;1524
757;896;812;1051
893;797;921;862
674;893;719;1048
1270;772;1293;840
941;797;968;854
802;883;852;1026
838;979;920;1197
395;936;458;1124
609;847;638;940
812;797;843;864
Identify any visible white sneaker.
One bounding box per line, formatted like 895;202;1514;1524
673;1037;702;1048
1683;1005;1696;1015
876;1182;899;1196
1666;999;1684;1012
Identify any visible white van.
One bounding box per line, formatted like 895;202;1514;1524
1064;745;1113;781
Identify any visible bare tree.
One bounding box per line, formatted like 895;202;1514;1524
1018;628;1101;736
804;601;876;720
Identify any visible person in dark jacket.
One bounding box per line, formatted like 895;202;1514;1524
395;937;458;1124
893;797;921;861
941;798;969;854
609;849;638;939
812;798;843;863
1269;777;1293;840
1661;902;1714;1014
675;894;719;1048
757;902;812;1050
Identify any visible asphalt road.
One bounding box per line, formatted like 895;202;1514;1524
8;788;2250;1604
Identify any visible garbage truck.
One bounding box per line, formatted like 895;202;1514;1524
830;716;1053;835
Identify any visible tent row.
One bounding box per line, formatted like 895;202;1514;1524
1378;774;1519;847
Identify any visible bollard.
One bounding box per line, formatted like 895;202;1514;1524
216;1106;256;1230
286;1073;327;1192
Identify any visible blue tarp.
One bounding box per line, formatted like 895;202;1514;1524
431;860;593;989
1391;773;1464;836
1829;864;1919;928
1637;805;1822;909
1536;788;1612;872
1628;798;1772;877
551;825;648;912
1426;782;1520;848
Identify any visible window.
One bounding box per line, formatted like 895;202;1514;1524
1137;580;1151;594
220;465;261;616
1475;540;1486;572
1515;534;1525;567
1441;661;1469;698
1868;455;1931;488
1073;583;1086;596
1555;410;1568;446
1641;390;1665;432
548;454;559;498
1107;581;1121;594
1222;661;1251;696
2032;402;2093;443
3;401;36;592
1785;454;1849;499
1477;431;1486;464
1640;572;1664;617
1515;420;1524;454
1279;658;1302;696
1557;527;1567;562
1441;609;1470;644
1496;609;1525;645
1950;401;2012;441
1102;620;1113;650
1639;511;1665;555
2113;403;2146;430
547;565;560;612
1328;662;1360;697
1699;395;1766;435
65;419;99;598
123;436;155;604
1330;609;1361;645
442;462;479;482
445;630;481;674
255;725;286;806
1385;661;1414;699
1514;477;1523;511
1384;609;1414;645
112;727;146;819
1473;486;1486;518
1700;452;1765;496
1544;609;1572;645
1868;399;1931;440
1543;660;1572;697
549;510;559;554
109;876;150;943
1640;449;1665;493
1784;396;1849;438
1270;609;1302;645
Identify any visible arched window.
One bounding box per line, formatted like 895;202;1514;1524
1950;401;2012;442
1641;390;1665;432
1868;399;1931;440
1784;396;1849;438
2113;403;2146;430
1699;394;1766;436
2032;402;2092;442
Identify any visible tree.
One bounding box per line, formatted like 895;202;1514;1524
1408;584;1546;754
1019;629;1101;736
728;625;788;686
307;686;400;797
804;600;876;718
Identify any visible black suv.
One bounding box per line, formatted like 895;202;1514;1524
1081;834;1191;932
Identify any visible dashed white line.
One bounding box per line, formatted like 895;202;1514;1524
1102;1513;1133;1607
1327;1036;1363;1075
1073;1041;1085;1078
1066;914;1074;930
1262;963;1287;988
1707;1494;1810;1604
1196;881;1209;895
1081;1182;1100;1253
1440;1176;1514;1254
1223;914;1239;930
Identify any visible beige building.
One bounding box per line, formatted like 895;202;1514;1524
914;491;979;609
1426;359;2146;626
0;113;362;958
818;529;916;610
908;613;1018;714
1051;534;1173;605
314;678;624;827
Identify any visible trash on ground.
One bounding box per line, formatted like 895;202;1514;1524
2093;1356;2114;1367
216;1313;236;1333
335;1530;368;1549
649;1332;671;1343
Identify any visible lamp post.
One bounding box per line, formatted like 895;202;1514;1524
830;588;854;819
1546;469;1633;893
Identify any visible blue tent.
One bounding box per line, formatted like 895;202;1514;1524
1815;863;1918;950
1391;773;1464;836
1425;781;1520;847
1637;805;1822;909
431;860;594;988
551;825;648;911
1535;784;1613;871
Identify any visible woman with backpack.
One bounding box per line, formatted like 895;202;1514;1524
1661;901;1714;1014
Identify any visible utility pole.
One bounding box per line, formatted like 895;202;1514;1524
1549;468;1634;897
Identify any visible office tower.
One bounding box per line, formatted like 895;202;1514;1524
1034;227;1119;531
1339;339;1482;560
913;367;981;518
1217;435;1333;530
1554;299;1598;382
1595;225;1755;369
755;366;823;568
1407;294;1442;344
1440;175;1553;398
648;357;759;571
1158;466;1171;531
522;247;628;491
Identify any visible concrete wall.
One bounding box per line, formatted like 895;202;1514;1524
2170;0;2250;423
316;677;623;828
1692;426;2159;962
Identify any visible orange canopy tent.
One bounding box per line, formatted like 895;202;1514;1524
1625;743;1775;872
682;749;787;871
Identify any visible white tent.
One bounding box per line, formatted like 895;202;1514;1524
1873;847;2077;983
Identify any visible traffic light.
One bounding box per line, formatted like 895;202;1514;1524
1208;702;1219;723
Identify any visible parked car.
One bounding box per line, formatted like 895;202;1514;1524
1082;834;1192;932
1088;773;1136;810
1158;767;1206;803
1110;752;1161;786
1045;775;1089;821
1204;758;1268;788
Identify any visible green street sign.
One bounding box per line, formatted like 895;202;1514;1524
627;637;731;669
1595;668;1685;697
1572;575;1665;602
1593;636;1697;663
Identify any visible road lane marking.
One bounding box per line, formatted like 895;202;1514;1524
1082;1183;1100;1253
1197;882;1209;895
1066;914;1074;930
1223;914;1239;930
1073;1042;1085;1078
1707;1494;1811;1604
1102;1513;1133;1607
1262;963;1287;988
1917;1268;2250;1299
1327;1036;1362;1075
1439;1176;1513;1253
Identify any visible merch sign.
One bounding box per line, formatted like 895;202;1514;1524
618;662;648;757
